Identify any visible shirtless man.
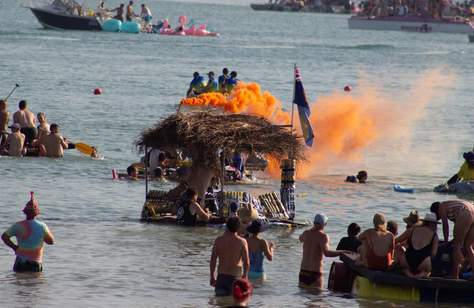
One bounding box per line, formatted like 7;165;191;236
39;123;68;158
358;213;395;271
210;217;250;296
0;100;9;144
13;100;36;145
126;1;137;21
0;123;25;157
431;200;474;278
299;214;349;289
36;112;50;142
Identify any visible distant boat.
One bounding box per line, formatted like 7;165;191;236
250;2;351;14
29;0;102;31
348;15;474;34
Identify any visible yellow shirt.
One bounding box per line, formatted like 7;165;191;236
457;162;474;181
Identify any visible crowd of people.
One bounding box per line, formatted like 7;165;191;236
357;0;474;19
0;100;70;158
186;68;239;97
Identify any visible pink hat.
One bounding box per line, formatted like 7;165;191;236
23;191;40;217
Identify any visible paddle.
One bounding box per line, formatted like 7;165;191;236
4;83;20;100
74;142;96;157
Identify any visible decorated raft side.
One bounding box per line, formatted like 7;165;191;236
328;254;474;304
137;111;307;228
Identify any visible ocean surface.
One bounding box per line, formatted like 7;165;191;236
1;0;474;307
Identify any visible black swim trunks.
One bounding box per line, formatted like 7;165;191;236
298;270;322;287
13;257;42;272
215;273;237;296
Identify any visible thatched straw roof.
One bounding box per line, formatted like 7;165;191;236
136;111;305;168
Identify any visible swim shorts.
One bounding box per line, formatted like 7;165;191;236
215;273;237;296
13;257;42;272
298;270;322;287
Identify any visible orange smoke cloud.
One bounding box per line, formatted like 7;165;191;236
181;82;290;124
180;69;454;179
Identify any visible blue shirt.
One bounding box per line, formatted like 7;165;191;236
189;76;204;90
218;75;228;89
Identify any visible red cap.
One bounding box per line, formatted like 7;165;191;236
23;191;40;217
233;279;252;301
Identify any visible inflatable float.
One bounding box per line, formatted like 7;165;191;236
154;16;219;37
393;185;415;193
434;181;474;194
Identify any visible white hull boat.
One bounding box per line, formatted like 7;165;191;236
348;16;474;34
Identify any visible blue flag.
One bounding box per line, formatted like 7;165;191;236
293;67;315;147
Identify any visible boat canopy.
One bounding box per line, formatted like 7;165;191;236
51;0;83;14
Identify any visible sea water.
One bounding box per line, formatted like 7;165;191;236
0;0;473;307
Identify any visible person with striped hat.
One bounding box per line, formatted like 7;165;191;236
1;192;54;272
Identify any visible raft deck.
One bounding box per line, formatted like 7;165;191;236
340;254;474;303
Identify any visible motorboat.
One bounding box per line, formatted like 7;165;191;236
250;2;351;14
348;15;474;34
29;0;102;31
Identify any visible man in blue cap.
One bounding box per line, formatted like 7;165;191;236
298;213;349;289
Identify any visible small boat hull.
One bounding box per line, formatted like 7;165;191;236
250;3;350;14
348;16;474;34
30;7;102;31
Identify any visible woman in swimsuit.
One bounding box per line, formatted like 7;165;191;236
431;200;474;278
245;220;274;281
398;213;439;278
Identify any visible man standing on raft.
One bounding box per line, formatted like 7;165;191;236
2;192;54;272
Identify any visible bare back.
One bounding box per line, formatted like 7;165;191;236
410;225;435;250
0;111;9;132
7;132;25;157
40;133;66;158
13;110;35;128
300;229;327;273
361;229;394;257
214;233;246;277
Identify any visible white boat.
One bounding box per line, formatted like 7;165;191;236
348;15;474;34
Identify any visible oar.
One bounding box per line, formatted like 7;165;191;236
4;83;20;100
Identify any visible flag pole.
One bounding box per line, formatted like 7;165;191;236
290;63;296;135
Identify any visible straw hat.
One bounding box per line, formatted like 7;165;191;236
237;204;258;223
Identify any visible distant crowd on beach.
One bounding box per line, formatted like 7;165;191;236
0;100;70;158
186;68;239;97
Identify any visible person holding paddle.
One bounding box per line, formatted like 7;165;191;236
38;123;68;158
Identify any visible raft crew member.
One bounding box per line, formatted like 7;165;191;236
38;123;68;158
358;213;394;271
218;68;229;92
392;210;421;268
126;1;137;21
0;123;26;157
203;71;218;93
245;220;274;280
1;192;54;272
13;100;36;145
430;200;474;279
35;112;50;143
210;217;250;296
336;222;362;253
176;188;211;226
299;214;349;289
111;3;125;22
96;1;109;19
226;71;239;93
398;213;439;278
232;278;253;307
140;4;153;25
0;100;9;145
237;204;258;236
387;220;398;236
186;72;205;97
447;151;474;184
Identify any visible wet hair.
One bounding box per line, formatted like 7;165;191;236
227;216;241;233
50;123;59;131
19;100;27;110
387;220;398;235
193;72;199;78
230;71;237;78
127;165;137;176
183;188;197;201
347;222;361;237
223;68;229;74
430;202;441;219
357;170;368;179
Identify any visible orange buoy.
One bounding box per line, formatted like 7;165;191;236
344;85;352;92
93;88;103;95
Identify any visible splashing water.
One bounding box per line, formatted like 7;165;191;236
180;70;455;179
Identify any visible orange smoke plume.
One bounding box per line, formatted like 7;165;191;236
180;69;454;178
180;82;290;124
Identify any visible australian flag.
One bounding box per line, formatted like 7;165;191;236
293;66;315;147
